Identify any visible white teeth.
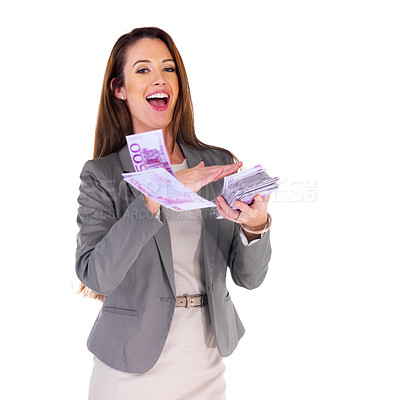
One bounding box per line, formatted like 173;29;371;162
146;92;169;99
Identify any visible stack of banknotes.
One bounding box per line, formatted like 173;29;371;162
213;165;280;219
122;129;279;212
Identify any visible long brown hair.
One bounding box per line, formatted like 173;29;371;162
78;27;236;302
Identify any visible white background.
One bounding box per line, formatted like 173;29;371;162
1;0;399;399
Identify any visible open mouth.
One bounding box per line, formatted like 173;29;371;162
146;92;170;111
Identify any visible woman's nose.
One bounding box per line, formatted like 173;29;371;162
153;80;165;86
152;70;166;86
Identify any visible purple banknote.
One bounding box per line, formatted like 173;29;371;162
126;129;175;176
122;168;215;211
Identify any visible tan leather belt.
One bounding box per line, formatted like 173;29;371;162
176;294;208;308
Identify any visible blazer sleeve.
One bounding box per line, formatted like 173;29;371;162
222;151;272;290
227;224;272;289
75;160;163;295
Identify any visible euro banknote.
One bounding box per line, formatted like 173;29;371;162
123;129;213;210
122;168;215;211
214;164;280;218
126;130;175;176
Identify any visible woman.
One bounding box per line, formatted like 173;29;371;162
76;27;272;399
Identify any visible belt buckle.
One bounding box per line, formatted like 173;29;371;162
184;294;192;308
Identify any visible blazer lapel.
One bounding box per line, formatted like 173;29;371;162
153;213;176;294
118;145;141;199
119;144;176;294
179;143;221;286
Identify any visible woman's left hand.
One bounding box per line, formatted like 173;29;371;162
215;194;270;231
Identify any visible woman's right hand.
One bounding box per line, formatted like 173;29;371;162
143;195;161;216
175;161;243;193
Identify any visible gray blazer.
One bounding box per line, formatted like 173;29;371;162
75;142;272;373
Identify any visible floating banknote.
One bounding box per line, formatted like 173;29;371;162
124;130;212;210
214;164;280;218
122;168;215;211
126;129;175;175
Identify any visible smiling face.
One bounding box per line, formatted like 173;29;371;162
116;38;179;134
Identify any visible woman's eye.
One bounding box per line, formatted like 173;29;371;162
164;67;176;72
136;68;149;74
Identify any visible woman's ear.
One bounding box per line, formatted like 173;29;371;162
110;78;126;100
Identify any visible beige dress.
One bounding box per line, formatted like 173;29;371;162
88;160;226;400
